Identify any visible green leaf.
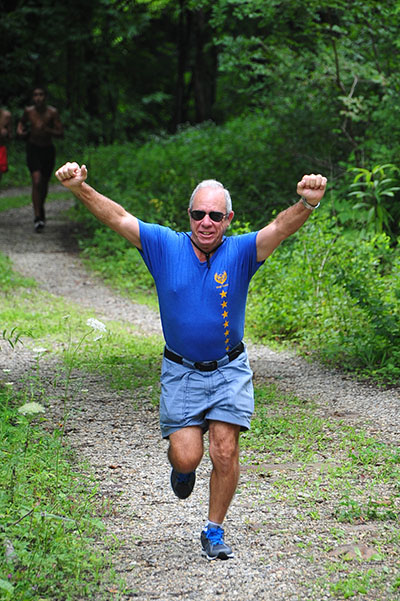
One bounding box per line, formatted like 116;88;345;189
0;579;14;594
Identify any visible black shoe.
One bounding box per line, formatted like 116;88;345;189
34;218;45;232
170;468;196;499
201;526;234;560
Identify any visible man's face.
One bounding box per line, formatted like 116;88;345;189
188;187;234;252
32;89;46;108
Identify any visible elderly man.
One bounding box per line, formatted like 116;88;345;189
55;161;327;560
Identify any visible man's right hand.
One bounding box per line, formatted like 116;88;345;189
55;162;87;188
55;161;142;249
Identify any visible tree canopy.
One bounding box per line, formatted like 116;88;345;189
2;0;400;172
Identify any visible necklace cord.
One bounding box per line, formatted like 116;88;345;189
185;233;225;268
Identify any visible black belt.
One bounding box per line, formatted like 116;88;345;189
164;341;244;372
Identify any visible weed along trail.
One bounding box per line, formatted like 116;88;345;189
0;192;399;601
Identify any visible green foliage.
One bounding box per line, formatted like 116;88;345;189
346;164;400;236
0;253;35;292
0;386;110;599
3;0;400;180
79;229;156;298
330;570;378;599
247;213;400;383
335;497;398;523
2;327;23;350
77;113;304;231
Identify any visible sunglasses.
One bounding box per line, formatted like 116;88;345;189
189;209;228;223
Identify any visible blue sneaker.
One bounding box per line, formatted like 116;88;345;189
201;526;234;560
170;468;196;499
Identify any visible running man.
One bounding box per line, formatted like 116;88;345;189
55;161;327;560
17;87;64;231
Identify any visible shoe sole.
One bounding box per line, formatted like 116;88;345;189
201;550;234;561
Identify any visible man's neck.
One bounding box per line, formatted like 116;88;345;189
186;233;225;268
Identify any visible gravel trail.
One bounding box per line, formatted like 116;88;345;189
1;194;399;600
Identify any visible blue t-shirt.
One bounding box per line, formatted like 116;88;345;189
138;220;264;361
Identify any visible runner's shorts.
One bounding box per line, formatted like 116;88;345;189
160;346;254;438
0;145;7;173
26;143;55;179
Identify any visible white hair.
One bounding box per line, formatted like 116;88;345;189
189;179;232;213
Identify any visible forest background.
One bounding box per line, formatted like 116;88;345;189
1;0;400;385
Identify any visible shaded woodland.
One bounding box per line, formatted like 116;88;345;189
2;0;400;168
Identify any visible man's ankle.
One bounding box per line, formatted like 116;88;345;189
205;520;222;530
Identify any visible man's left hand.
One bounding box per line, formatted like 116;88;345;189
297;173;327;206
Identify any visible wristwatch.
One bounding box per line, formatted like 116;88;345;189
301;196;320;210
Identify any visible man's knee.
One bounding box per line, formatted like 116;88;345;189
31;171;42;186
209;422;240;470
168;426;203;472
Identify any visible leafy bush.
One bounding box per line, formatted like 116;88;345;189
333;164;400;239
247;213;400;383
75;112;309;231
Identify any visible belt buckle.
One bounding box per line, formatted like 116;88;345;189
195;360;218;372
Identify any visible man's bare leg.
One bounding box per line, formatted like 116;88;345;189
168;426;204;499
200;421;239;560
40;177;50;220
31;171;43;220
208;421;240;524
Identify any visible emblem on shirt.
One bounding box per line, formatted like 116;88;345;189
214;271;227;285
214;271;230;351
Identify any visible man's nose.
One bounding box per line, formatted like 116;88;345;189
201;214;213;225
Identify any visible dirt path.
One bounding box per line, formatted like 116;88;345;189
1;194;399;600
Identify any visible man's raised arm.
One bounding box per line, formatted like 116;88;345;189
55;162;141;249
256;173;327;262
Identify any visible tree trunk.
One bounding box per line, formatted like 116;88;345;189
193;9;218;123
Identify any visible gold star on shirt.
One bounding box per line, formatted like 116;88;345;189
220;290;227;298
221;301;227;308
222;311;228;318
223;321;229;328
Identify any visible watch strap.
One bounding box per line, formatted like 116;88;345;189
301;196;320;210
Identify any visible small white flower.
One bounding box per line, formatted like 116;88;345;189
18;402;46;415
86;318;107;333
33;347;48;354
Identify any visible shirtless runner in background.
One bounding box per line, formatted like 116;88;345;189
0;107;12;183
17;87;64;231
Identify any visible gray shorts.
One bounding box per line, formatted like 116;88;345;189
159;346;254;438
